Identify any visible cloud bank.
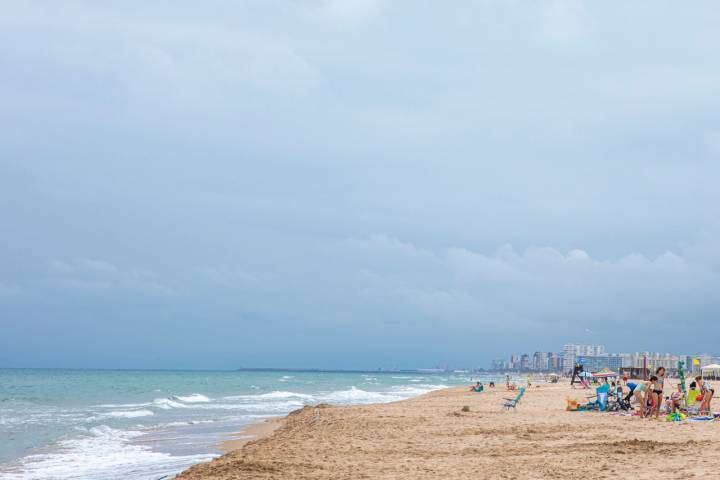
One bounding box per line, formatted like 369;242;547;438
1;1;719;368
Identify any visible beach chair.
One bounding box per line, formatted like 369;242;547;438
502;387;526;410
583;384;609;411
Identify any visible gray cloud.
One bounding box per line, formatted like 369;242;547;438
1;1;719;368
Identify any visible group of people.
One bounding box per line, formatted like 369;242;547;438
622;367;714;418
469;381;495;392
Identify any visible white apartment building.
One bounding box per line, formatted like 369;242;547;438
562;344;605;372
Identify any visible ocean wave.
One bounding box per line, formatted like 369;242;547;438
104;409;155;419
173;394;211;403
151;398;190;410
92;402;150;409
318;387;395;404
222;390;313;401
258;391;314;400
0;425;216;480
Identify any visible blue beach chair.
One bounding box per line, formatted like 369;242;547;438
502;387;526;410
585;383;609;411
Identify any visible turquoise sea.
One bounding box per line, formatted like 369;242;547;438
0;369;500;479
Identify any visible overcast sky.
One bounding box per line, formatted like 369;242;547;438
2;1;720;369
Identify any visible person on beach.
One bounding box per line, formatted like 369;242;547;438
667;384;684;413
687;381;700;407
470;382;484;392
630;380;649;417
624;381;637;403
695;376;714;414
649;368;666;419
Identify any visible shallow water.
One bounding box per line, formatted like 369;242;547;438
0;369;503;479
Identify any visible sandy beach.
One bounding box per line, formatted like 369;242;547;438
177;381;720;479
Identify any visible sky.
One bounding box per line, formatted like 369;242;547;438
1;1;720;369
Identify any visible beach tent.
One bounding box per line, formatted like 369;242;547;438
701;364;720;380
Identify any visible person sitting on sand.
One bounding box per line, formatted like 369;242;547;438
489;381;495;388
695;376;714;414
470;382;484;392
667;384;684;413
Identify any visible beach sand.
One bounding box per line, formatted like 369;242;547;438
177;381;720;479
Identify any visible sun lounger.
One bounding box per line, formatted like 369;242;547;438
502;387;526;410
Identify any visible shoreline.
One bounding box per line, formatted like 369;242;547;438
179;381;720;479
218;417;285;453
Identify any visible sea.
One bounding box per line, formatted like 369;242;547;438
0;368;504;479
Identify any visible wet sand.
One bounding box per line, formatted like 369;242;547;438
177;381;720;479
218;418;283;453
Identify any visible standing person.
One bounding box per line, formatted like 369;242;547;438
650;367;666;420
506;374;510;390
696;376;715;414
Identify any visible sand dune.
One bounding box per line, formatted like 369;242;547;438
177;382;720;479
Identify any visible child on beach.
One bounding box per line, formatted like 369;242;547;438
667;384;684;413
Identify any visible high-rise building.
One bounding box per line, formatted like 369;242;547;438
562;344;605;372
575;353;626;372
490;358;506;371
520;354;530;370
532;351;548;371
510;354;520;370
547;352;562;371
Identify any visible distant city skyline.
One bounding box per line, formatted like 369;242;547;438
491;343;720;374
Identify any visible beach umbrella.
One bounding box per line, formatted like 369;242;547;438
578;371;592;378
592;371;618;379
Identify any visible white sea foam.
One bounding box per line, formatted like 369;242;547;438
104;409;155;419
152;398;190;410
174;394;211;403
258;391;314;400
318;387;396;404
0;425;215;480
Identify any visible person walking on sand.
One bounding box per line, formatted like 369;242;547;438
649;367;666;420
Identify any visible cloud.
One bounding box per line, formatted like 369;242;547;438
46;259;175;297
339;235;720;334
1;1;720;368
